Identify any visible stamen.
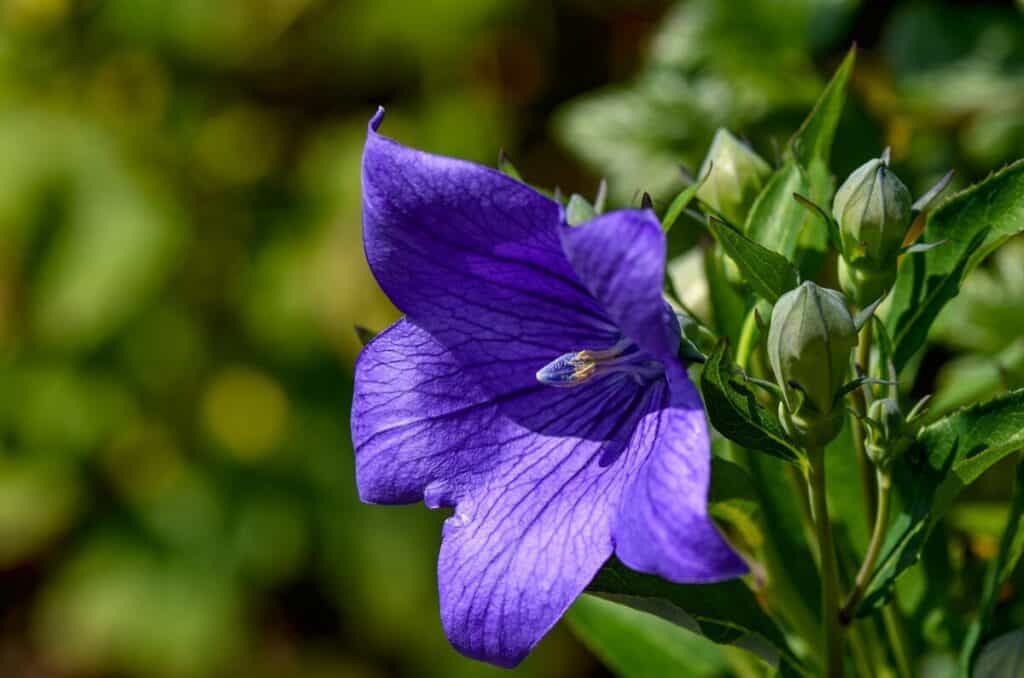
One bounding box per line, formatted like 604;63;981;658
536;338;663;388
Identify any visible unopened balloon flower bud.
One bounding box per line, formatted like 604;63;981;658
768;282;858;447
697;128;771;226
865;398;905;469
832;153;913;271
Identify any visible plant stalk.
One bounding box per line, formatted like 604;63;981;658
808;445;844;677
841;470;891;622
852;326;877;524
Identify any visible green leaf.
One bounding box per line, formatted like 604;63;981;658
744;48;853;268
787;47;854;276
786;47;855;168
709;457;764;554
700;341;801;462
886;160;1024;369
889;229;989;372
958;459;1024;677
566;594;731;678
744;161;810;262
585;559;803;674
707;216;800;303
917;160;1024;279
663;177;705;233
705;246;748;341
857;388;1024;617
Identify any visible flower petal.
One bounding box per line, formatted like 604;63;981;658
560;209;679;361
436;377;663;667
361;111;615;394
613;365;748;582
352;317;502;504
353;316;642;506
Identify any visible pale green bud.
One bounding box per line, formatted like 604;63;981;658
696;128;772;226
865;398;904;469
768;281;858;447
832;155;913;270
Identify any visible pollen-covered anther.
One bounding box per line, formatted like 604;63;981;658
536;339;663;388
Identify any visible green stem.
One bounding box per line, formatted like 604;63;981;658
883;605;914;678
730;308;821;665
841;470;891;622
736;309;759;367
853;326;877;525
808;445;844;677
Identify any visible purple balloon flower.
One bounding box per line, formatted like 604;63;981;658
352;109;746;667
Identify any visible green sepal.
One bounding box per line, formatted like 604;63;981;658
566;193;598;226
497;149;523;181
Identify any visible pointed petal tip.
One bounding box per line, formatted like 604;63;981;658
369;106;385;132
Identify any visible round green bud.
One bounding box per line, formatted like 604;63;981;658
866;398;906;469
832;155;913;270
768;282;858;446
697;128;772;227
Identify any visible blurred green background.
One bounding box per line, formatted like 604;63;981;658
1;1;1024;677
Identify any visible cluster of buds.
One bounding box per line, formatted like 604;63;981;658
767;281;862;449
862;395;930;472
831;150;952;306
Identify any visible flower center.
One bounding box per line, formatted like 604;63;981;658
536;337;663;388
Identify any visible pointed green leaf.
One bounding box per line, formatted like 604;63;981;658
707;216;800;303
705;246;748;341
700;341;801;462
586;559;804;675
567;594;731;678
744;161;810;262
663;176;706;232
889;229;989;372
785;47;854;275
787;47;855;167
857;389;1024;617
886;160;1024;370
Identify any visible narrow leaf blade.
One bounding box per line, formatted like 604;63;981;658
707;216;800;303
787;47;855;167
890;229;989;371
700;341;801;462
